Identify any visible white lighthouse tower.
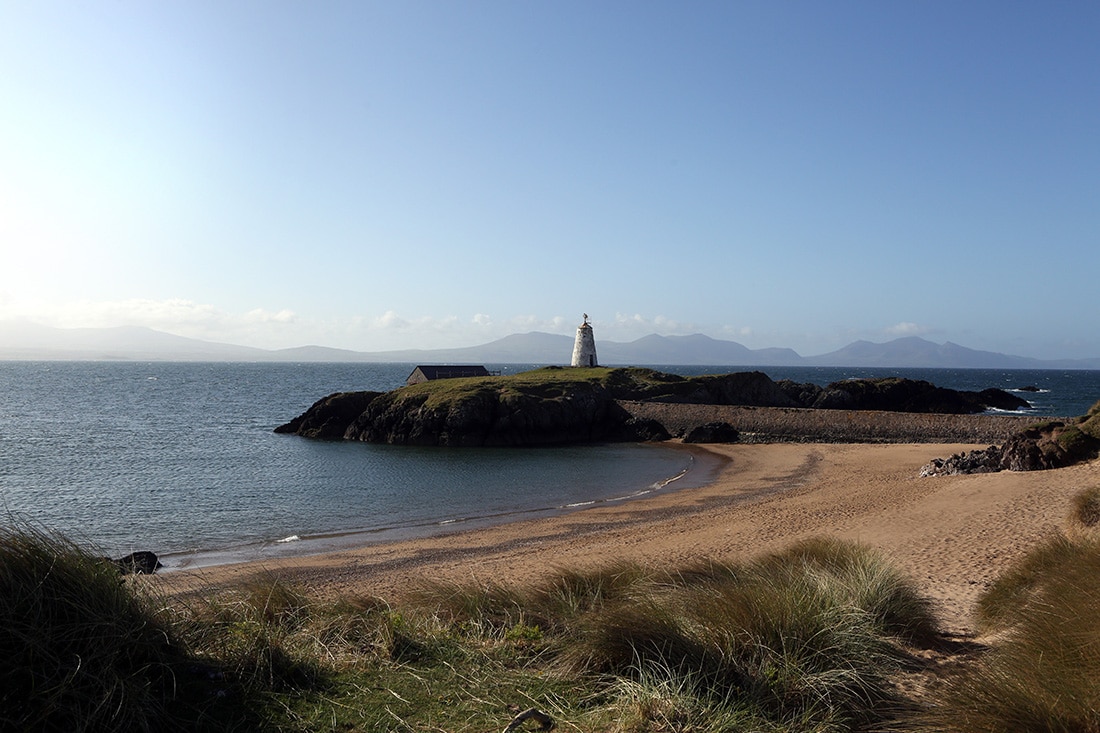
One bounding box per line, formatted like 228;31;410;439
571;314;598;367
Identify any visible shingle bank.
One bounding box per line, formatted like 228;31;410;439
618;400;1034;444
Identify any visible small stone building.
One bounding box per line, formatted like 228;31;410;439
406;365;492;386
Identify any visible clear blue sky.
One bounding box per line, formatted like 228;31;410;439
2;1;1098;359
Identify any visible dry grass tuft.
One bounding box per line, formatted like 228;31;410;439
1071;485;1100;528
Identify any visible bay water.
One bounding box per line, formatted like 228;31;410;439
0;361;1096;570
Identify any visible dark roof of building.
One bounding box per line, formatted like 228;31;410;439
408;365;491;380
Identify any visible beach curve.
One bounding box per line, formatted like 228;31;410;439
153;441;1099;635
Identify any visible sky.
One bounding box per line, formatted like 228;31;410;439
1;1;1098;359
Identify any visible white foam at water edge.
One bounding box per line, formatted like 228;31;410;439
276;535;300;543
656;468;690;488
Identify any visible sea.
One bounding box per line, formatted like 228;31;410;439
1;361;1097;571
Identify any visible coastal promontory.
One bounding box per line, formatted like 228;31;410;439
276;367;1032;447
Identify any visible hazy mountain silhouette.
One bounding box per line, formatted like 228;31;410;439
1;321;1098;369
804;336;1046;369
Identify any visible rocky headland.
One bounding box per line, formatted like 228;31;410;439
921;401;1100;475
276;366;1036;448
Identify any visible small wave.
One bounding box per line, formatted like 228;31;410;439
275;535;300;543
605;491;651;502
655;468;690;488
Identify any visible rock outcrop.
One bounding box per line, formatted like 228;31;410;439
274;391;382;439
776;377;1030;413
111;551;162;575
276;368;1038;448
921;402;1100;475
344;381;629;447
682;422;741;444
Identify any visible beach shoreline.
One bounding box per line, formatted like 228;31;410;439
156;441;730;573
153;440;1099;634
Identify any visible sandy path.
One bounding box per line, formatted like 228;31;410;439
154;442;1099;635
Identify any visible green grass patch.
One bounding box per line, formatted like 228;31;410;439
1080;399;1100;441
395;366;683;407
5;527;952;732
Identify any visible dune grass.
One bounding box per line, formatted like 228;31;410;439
922;532;1100;733
15;522;1100;732
412;537;937;731
3;527;946;732
0;525;224;731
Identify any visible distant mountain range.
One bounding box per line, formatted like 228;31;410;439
1;321;1098;370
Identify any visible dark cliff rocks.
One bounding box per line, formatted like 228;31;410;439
571;368;798;406
275;369;794;447
276;368;1036;448
274;391;382;439
646;371;799;407
922;401;1100;475
344;381;629;447
776;377;1030;414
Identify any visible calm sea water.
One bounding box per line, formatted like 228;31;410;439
0;362;716;568
0;361;1096;569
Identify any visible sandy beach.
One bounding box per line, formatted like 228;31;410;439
156;441;1099;635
